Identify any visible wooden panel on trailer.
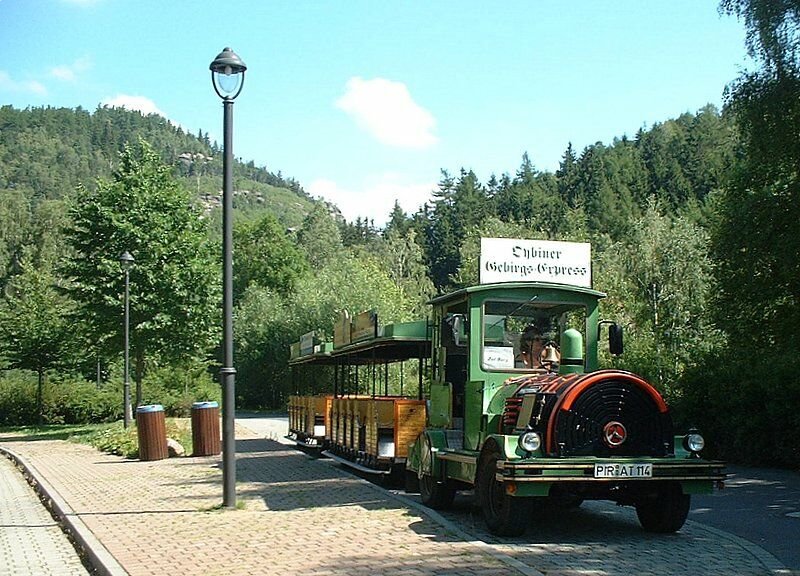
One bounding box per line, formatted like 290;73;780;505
354;397;370;453
334;397;345;447
394;400;427;458
324;395;334;440
365;397;397;457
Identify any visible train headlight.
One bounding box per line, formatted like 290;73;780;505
683;430;705;454
518;431;542;453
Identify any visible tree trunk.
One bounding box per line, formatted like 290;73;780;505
135;349;145;410
36;368;44;426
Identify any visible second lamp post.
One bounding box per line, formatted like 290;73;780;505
120;250;134;429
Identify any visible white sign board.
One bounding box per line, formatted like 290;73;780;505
479;237;592;287
483;346;516;370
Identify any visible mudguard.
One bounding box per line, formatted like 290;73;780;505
407;429;448;476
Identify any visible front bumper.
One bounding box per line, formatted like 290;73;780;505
497;457;727;483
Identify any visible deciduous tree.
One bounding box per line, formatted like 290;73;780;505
63;139;219;407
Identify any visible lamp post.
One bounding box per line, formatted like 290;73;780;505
119;250;134;429
210;47;246;508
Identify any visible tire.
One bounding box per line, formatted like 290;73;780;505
635;483;691;533
477;448;528;536
419;472;456;509
417;433;455;509
404;469;420;494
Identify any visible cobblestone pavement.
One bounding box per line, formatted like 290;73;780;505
0;455;90;575
0;417;792;576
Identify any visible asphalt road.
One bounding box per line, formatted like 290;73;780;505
237;413;800;573
692;465;800;572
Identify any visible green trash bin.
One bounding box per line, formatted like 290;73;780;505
137;404;168;461
191;401;221;456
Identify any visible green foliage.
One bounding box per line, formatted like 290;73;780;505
0;104;305;205
0;264;78;373
370;228;435;317
235;250;417;407
140;362;220;417
81;419;191;459
679;351;800;468
0;372;119;426
62;139;220;402
233;212;309;301
44;378;121;424
0;371;38;425
295;204;344;267
0;365;216;428
83;422;140;457
595;201;722;397
720;0;800;72
234;286;295;409
421;169;490;290
701;0;800;467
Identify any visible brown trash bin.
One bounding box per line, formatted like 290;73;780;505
136;404;168;461
191;401;220;456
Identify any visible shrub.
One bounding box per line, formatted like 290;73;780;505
0;371;40;426
141;362;220;417
0;363;220;426
678;351;800;469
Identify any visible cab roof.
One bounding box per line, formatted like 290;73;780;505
429;281;606;306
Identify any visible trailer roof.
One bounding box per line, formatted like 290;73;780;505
289;334;430;366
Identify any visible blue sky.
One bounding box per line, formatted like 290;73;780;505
1;0;750;225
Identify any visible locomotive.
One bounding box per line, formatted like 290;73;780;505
287;238;725;536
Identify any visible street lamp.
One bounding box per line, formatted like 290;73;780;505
210;46;246;508
119;250;134;429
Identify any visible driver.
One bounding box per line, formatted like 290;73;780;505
520;324;560;369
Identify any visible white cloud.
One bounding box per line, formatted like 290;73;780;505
101;94;167;118
50;56;91;82
308;175;436;226
0;71;46;95
336;77;438;149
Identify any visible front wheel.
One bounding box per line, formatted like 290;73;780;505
635;483;690;533
477;449;528;536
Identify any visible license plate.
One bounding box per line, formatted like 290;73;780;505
594;463;652;478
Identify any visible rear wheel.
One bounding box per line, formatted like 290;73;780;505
418;433;455;509
419;473;456;509
404;469;420;493
477;448;528;536
635;483;690;533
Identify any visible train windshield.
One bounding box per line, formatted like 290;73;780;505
481;298;586;372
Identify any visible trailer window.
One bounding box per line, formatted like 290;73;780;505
482;299;586;372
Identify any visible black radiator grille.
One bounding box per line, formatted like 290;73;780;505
554;378;673;457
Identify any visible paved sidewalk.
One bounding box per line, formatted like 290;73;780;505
1;424;511;576
0;418;792;576
0;455;90;575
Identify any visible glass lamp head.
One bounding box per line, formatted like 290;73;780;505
210;47;247;100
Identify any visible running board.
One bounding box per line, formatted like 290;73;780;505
284;435;324;449
321;450;391;475
436;451;478;465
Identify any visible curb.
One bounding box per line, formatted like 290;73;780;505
0;446;128;576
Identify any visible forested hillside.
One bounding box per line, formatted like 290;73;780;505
1;0;799;472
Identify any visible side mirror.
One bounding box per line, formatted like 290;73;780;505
452;314;464;347
609;323;623;356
